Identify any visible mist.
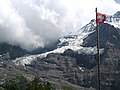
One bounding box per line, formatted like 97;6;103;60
0;0;120;51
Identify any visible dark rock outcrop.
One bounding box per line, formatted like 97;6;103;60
0;43;57;59
83;23;120;48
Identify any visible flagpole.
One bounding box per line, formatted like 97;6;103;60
95;8;101;90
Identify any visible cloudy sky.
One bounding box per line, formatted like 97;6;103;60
0;0;120;51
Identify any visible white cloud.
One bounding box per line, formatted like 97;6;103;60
0;0;44;51
0;0;120;51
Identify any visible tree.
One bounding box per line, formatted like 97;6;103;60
25;77;51;90
1;76;52;90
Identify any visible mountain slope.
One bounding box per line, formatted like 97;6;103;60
83;23;120;48
14;19;97;66
13;22;120;90
0;43;28;59
1;11;120;90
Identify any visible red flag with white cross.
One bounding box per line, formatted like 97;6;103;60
96;12;106;25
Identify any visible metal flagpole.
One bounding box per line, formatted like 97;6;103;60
95;8;101;90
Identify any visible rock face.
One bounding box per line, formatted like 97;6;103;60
0;53;95;90
13;20;120;90
79;23;120;90
83;23;120;48
25;22;120;90
26;53;80;84
78;43;120;90
100;43;120;90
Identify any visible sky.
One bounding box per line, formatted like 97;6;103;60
0;0;120;51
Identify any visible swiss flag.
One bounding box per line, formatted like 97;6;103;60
96;12;106;25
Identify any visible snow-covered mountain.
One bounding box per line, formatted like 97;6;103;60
14;11;120;66
106;11;120;28
14;20;96;66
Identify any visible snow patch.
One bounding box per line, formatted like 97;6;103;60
78;66;84;72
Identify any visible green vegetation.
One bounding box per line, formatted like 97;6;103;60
1;76;51;90
62;85;74;90
25;77;51;90
60;83;75;90
0;87;4;90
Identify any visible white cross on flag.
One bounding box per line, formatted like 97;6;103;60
96;12;106;25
